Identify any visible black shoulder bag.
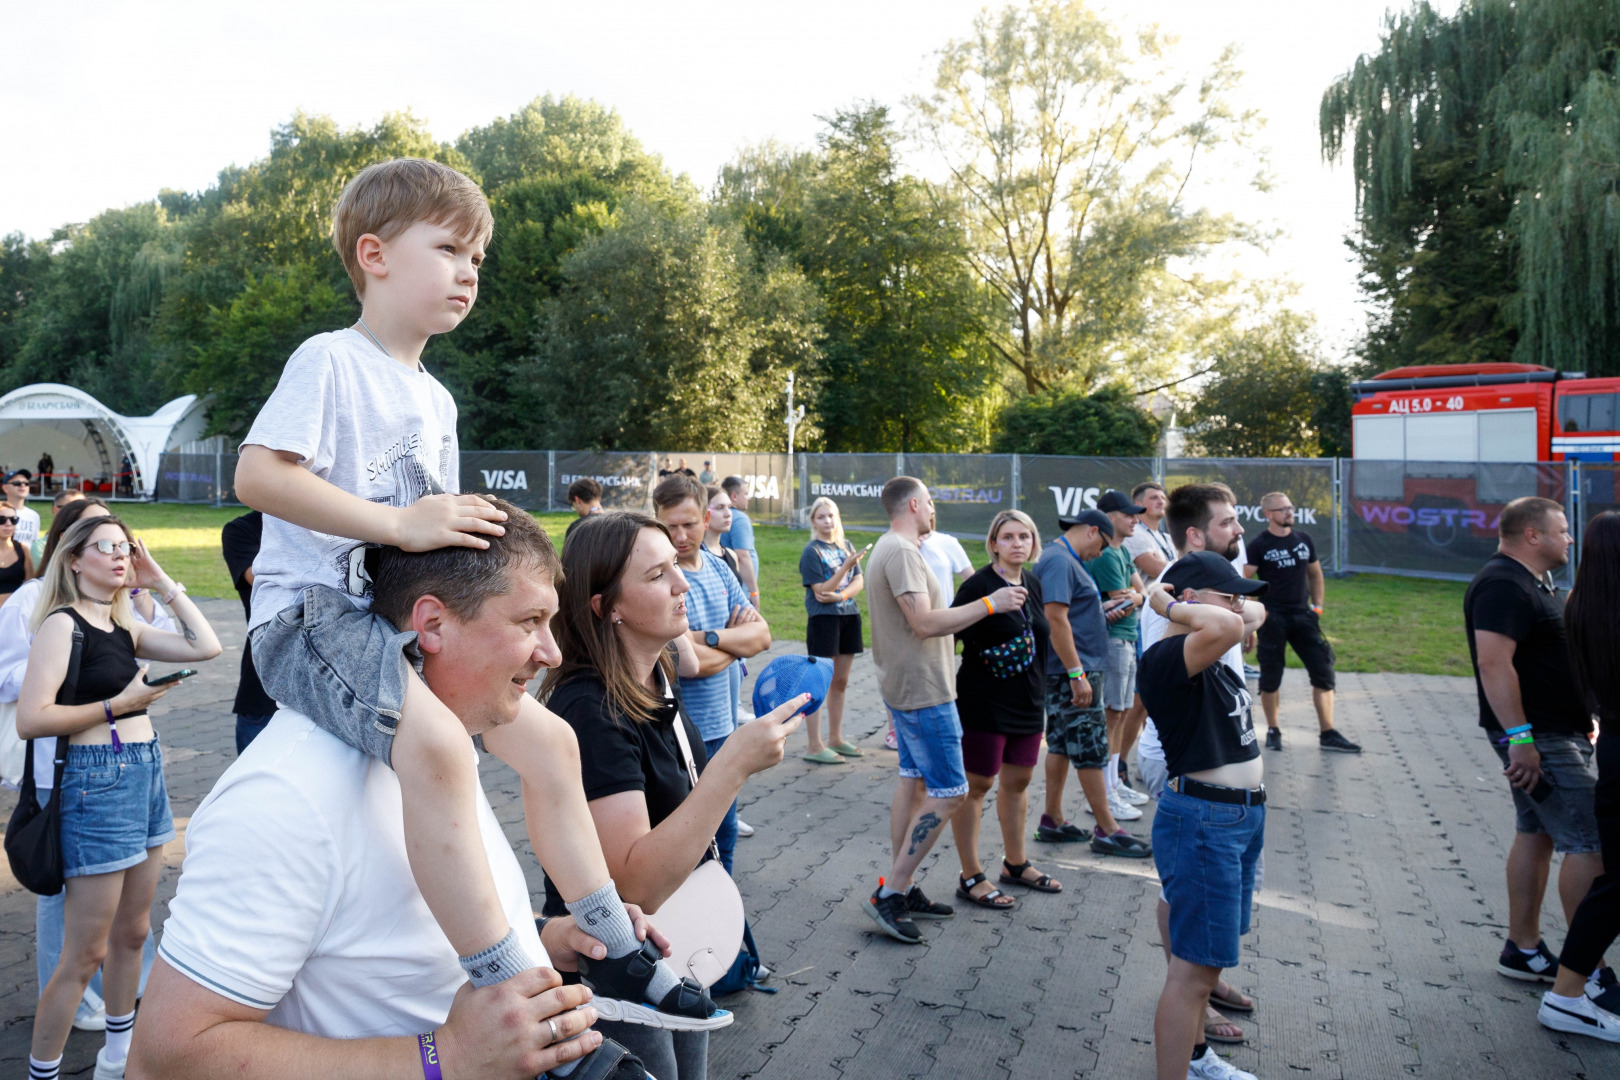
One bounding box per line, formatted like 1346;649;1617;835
5;618;84;895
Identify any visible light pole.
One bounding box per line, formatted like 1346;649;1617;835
786;371;806;524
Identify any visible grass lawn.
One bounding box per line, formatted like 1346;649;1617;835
70;503;1472;678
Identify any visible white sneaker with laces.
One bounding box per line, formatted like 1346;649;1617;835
736;820;755;838
1107;788;1143;821
1540;990;1620;1042
74;989;107;1032
1118;783;1150;806
1186;1045;1258;1080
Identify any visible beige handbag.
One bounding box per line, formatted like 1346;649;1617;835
647;710;745;988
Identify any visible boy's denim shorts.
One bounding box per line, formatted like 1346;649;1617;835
1152;786;1265;970
888;701;968;798
251;585;422;768
59;739;176;879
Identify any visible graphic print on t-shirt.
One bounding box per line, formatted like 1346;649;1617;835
339;431;450;599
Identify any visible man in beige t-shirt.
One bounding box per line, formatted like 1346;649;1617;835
861;477;1026;944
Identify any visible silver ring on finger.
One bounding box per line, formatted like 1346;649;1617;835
546;1017;561;1045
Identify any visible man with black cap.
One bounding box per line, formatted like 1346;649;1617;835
1034;507;1151;857
1088;490;1150;822
2;470;40;555
1139;551;1269;1080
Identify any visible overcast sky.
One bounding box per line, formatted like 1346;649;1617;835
3;0;1446;355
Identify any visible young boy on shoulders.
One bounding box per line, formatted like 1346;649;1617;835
233;158;726;1033
1136;551;1268;1080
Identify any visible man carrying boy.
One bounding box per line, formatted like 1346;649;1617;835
232;158;722;1040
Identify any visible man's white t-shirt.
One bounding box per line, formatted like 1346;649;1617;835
919;532;972;604
241;330;460;632
1123;524;1175;570
158;712;547;1034
13;504;40;553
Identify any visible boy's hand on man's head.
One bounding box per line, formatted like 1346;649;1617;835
393;493;508;552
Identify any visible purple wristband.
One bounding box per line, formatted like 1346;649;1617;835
418;1031;443;1079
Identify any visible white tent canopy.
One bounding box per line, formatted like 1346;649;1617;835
0;384;209;499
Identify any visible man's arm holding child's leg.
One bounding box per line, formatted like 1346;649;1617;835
129;958;601;1080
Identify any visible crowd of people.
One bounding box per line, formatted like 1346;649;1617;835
0;154;1610;1080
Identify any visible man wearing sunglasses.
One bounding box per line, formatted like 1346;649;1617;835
3;470;41;557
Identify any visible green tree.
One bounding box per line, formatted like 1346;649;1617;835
456;94;665;193
801;105;998;452
991;385;1160;456
911;0;1265;394
532;197;822;450
712;141;817;265
1184;313;1331;458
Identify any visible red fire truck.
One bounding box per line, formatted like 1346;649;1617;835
1349;363;1610;551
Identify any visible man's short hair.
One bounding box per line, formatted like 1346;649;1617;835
1166;484;1232;554
1500;496;1564;539
720;475;745;497
1131;481;1165;502
332;158;494;298
652;474;707;516
881;476;926;519
567;477;602;504
1261;491;1289;509
370;496;560;629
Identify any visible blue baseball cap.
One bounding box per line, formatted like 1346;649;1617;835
751;654;834;719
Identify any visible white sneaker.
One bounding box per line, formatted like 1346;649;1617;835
736;820;755;838
1107;789;1143;821
93;1046;127;1080
73;990;107;1032
1118;783;1150;805
1540;990;1620;1042
1186;1045;1257;1080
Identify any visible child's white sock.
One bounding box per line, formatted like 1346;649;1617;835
568;881;682;1006
458;928;537;987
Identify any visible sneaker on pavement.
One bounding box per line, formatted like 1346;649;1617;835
736;819;755;838
1265;728;1282;752
1243;663;1260;680
73;997;108;1032
1118;782;1150;806
905;885;955;920
1498;938;1560;982
1034;816;1089;843
1106;789;1143;821
1319;728;1361;753
1090;828;1153;859
1539;991;1620;1043
883;728;898;751
93;1047;127;1080
1589;966;1620;1013
1186;1045;1257;1080
865;887;922;943
578;939;734;1031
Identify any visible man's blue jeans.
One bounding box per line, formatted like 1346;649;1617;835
703;735;738;875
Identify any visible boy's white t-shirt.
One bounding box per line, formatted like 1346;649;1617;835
241;329;460;632
158;711;547;1034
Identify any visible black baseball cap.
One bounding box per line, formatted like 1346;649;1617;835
1057;507;1114;537
1096;490;1146;515
1162;551;1268;597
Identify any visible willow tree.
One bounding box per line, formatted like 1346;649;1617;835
1322;0;1620;374
910;0;1266;395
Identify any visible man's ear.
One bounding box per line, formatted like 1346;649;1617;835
412;594;450;654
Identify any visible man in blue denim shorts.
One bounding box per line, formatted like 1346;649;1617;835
860;477;1027;943
1464;497;1606;987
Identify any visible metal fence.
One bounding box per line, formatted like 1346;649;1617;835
157;448;1593;583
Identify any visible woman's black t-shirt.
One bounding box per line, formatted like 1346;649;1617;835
57;607;146;719
1137;634;1258;778
953;565;1049;736
0;540;26;592
540;666;708;917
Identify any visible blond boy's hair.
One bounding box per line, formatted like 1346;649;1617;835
331;158;494;297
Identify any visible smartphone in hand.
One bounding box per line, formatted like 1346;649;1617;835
144;669;199;687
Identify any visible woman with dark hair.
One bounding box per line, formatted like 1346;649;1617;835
0;502;35;606
539;510;806;1079
1543;511;1620;1039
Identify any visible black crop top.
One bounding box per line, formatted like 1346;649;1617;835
55;608;146;719
0;541;25;592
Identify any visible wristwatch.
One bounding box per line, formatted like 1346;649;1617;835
705;630;721;648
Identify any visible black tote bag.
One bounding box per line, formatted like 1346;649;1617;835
5;620;83;896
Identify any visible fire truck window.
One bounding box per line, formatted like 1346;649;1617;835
1561;395;1588;432
1590;394;1615;432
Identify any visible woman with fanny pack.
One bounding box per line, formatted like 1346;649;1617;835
539;510;806;1080
17;515;221;1080
948;509;1059;910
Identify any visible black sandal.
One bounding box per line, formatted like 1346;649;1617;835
955;872;1015;910
999;858;1063;893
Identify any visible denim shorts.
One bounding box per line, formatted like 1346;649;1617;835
1153;786;1265;969
889;701;968;798
59;739;176;879
1489;732;1601;854
251;585;423;767
1103;640;1137;711
1044;671;1108;769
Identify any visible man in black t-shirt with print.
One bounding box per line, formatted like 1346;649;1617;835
1138;551;1268;1080
1464;495;1605;986
1244;491;1359;754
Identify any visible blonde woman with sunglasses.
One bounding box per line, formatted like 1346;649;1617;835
17;515;220;1080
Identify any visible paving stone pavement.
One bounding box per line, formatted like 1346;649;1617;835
0;599;1615;1078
